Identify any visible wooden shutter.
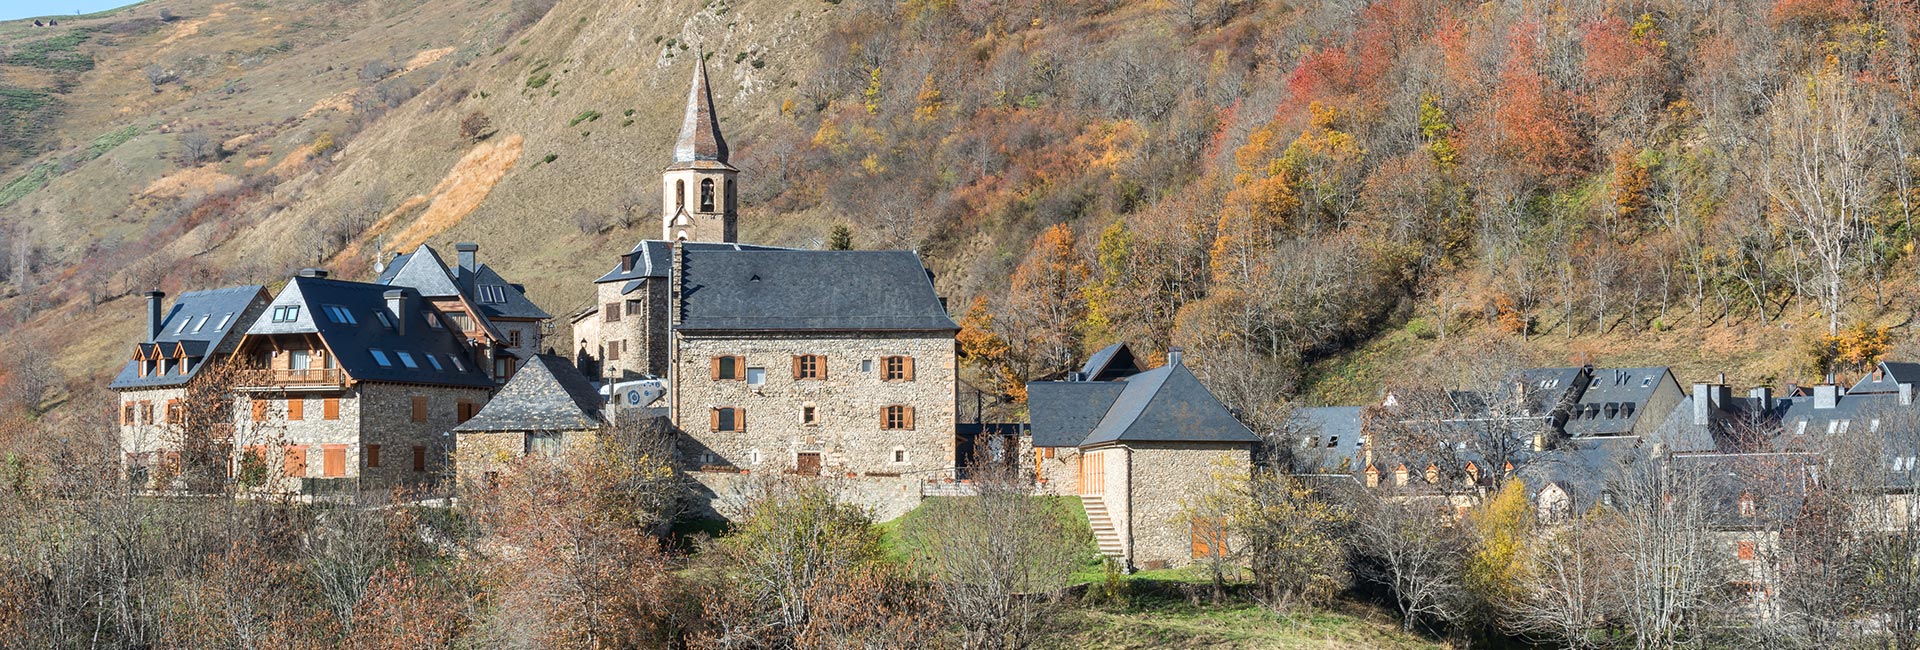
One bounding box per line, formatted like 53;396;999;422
791;355;802;379
709;408;720;432
816;355;826;380
711;357;722;381
323;397;340;420
412;446;426;472
322;445;346;477
904;406;915;430
366;444;381;468
737;407;745;432
904;356;915;380
251;398;267;422
410;396;427;423
285;446;307;477
286;397;303;421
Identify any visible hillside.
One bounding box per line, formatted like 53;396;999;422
5;0;1920;421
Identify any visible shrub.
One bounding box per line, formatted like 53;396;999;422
1405;317;1437;340
458;111;492;142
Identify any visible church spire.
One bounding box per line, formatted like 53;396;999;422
671;54;732;170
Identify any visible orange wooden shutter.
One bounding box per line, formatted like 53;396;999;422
410;396;427;423
323;397;340;420
366;444;381;468
737;407;745;432
791;355;802;379
709;408;719;432
251;398;267;421
286;397;303;421
904;356;915;381
285;446;307;477
904;406;915;430
322;445;346;477
816;355;826;379
412;446;426;472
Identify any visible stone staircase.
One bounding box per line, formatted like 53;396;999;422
1082;495;1126;559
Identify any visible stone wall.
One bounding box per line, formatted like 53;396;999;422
582;278;668;381
671;331;957;479
117;386;188;489
1118;442;1251;569
688;469;925;522
454;427;599;488
1033;446;1083;496
234;382;488;495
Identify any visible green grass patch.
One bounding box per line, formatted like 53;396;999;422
526;71;551;89
4;30;94;72
567;110;601;126
1048;592;1445;649
85;125;141;159
0;162;57;208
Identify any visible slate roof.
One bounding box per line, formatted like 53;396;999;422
1079;342;1143;381
378;245;549;320
109;286;269;390
247;276;495;388
1563;367;1676;437
455;354;605;432
676;249;958;332
669;57;734;171
1291;406;1366;471
1848;361;1920;395
593;240;783;288
1080;360;1261;447
1027;381;1127;447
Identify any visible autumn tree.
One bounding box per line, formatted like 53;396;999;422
1000;224;1089;387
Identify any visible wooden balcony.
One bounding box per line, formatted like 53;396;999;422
239;368;347;390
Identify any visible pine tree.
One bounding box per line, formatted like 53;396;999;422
827;224;854;251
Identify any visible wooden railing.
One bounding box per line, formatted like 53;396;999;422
262;368;345;387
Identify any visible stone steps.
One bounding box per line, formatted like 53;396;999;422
1082;495;1125;559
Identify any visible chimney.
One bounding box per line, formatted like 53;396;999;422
1693;383;1717;426
1748;386;1773;412
145;291;166;341
383;289;408;336
1814;383;1839;410
297;268;328;279
1901;383;1913;406
1168;347;1184;366
455;242;479;273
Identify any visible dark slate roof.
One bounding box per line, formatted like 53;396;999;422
1563;367;1676;437
1026;381;1127;447
668;57;734;171
1495;366;1587;417
248;276;495;388
1292;406;1366;471
1847;361;1920;395
676;249;958;332
593;240;783;286
1079;360;1261;447
455;263;550;320
109;286;269;390
1079;342;1143;381
455;354;605;432
379;245;550;321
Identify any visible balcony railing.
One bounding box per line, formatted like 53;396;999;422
242;368;346;389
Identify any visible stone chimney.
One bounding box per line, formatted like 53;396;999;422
1814;383;1839;410
1168;347;1184;366
1749;386;1773;412
456;242;479;273
1901;383;1914;406
145;291;166;341
297;268;328;279
383;289;408;336
1693;382;1730;426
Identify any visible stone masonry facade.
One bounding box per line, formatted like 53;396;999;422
1094;442;1251;570
671;332;956;479
579;279;669;381
238;382;488;495
117;386;188;489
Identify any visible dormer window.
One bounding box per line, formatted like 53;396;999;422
1739;493;1757;518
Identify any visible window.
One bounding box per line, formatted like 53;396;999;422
322;445;346;477
426;354;443;371
892;448;908;464
426;313;443;329
250;398;267;422
286;396;303;421
272;305;300;323
794;354;825;380
1737;540;1757;561
605;340;622;361
396;351;418;369
175;317;191;334
604;303;621;322
410;396;427;423
457;400;477;423
625;300;644;317
528;432;563;457
165;399;181;423
1739;493;1757;518
507;330;522;348
214;313;233;330
861;359;874;373
446;312;471;331
713;356;745;380
190;315;209;333
747;449;763;465
882;405;913;430
493;357;515;378
747;367;767;386
288;349;310;370
675;179;686;211
1795;420;1808;436
375;310;394;330
323;397;340;420
412;446;426;472
285;446;308;477
121;403;134;425
700;178;716;211
713;407;743;432
803;404;818;425
366;444;381;468
477;285;507;304
370;349;393;367
322;305;357;324
1327;436;1339;448
447;355;467;372
882;356;913;381
1872;418;1882;432
1828;421;1840;435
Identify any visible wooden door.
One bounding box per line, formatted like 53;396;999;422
1078;451;1105;496
796;452;822;476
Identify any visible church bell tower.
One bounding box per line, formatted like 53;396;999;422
662;57;738;243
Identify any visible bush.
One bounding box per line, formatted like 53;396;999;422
457;111;492;142
1405;317;1437;340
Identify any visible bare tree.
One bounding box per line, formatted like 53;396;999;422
1760;72;1884;335
0;346;57;417
1606;453;1736;649
1351;492;1468;633
177;132;212;164
1506;514;1616;649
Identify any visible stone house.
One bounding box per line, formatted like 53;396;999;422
454;353;609;486
1026;346;1261;570
376;242;549;382
109;285;270;490
229;269;496;496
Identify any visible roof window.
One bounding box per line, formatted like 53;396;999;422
271;305;300;323
370;349;393;367
190;315;209;333
375;310;395;329
174;318;191;335
396;351;418;369
478;285;507;304
214;313;233;330
426;355;443;371
322;305;358;325
447;354;467;372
